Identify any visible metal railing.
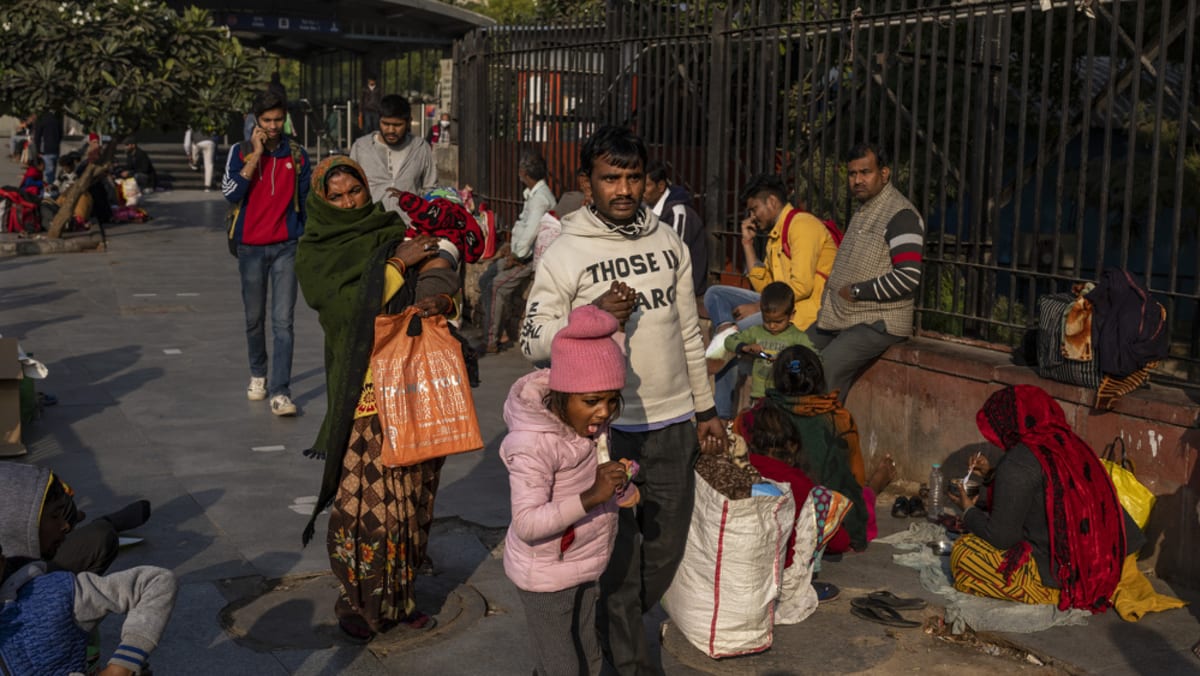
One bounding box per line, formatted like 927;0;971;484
455;0;1199;377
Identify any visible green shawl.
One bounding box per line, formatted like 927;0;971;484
296;189;413;545
764;390;869;549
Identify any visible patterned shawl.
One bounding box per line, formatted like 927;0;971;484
977;385;1125;612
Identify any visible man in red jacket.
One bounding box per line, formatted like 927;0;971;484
222;90;311;416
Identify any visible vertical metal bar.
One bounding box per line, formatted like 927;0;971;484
1031;6;1054;287
1168;0;1196;352
1012;0;1035;319
1118;0;1146;270
1071;9;1098;283
908;5;923;205
1095;0;1121;278
1142;1;1172;290
1050;5;1076;283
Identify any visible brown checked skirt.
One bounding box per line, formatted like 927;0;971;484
327;414;443;631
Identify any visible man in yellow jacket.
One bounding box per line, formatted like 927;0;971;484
703;174;837;419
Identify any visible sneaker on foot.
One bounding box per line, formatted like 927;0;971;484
270;394;297;416
704;324;740;361
813;581;841;603
247;377;267;401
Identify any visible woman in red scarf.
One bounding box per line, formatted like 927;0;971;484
949;385;1125;612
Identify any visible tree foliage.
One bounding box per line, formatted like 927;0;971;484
0;0;264;236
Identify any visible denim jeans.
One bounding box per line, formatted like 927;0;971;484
703;284;763;419
237;240;298;397
41;154;59;184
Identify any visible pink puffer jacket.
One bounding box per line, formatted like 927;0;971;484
501;369;618;593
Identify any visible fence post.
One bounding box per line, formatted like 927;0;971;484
704;5;731;284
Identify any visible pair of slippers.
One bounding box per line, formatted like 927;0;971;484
849;591;927;628
891;496;927;518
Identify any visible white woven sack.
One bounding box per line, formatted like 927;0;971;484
775;488;820;624
662;473;795;658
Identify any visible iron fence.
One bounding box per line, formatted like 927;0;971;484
455;0;1200;379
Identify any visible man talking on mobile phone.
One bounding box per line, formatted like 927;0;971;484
222;90;312;417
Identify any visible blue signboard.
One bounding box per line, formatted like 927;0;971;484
222;13;341;34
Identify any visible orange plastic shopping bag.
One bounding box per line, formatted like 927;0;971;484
371;307;483;467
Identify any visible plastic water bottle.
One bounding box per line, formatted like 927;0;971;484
927;463;945;520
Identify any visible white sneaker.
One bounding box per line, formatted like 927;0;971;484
247;377;267;401
704;324;741;361
270;394;297;416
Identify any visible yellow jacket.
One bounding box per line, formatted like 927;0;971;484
746;205;838;330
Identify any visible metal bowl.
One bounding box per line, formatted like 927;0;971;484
927;540;954;556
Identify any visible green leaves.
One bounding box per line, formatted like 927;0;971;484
0;0;262;137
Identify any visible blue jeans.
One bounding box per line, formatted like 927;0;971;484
41;154;58;184
237;240;298;397
704;285;763;419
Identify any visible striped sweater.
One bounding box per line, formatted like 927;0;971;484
817;182;924;336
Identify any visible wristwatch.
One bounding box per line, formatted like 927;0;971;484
851;284;861;300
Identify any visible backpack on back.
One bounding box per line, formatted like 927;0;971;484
780;209;842;259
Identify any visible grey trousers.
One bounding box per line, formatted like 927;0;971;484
518;582;602;676
599;421;698;675
806;320;905;402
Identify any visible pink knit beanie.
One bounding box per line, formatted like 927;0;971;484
549;305;627;393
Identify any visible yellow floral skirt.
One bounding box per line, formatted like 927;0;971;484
327;415;443;631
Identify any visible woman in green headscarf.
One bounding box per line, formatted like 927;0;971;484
296;156;457;642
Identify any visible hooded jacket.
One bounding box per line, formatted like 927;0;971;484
0;464;178;675
522;206;715;426
222;136;311;246
653;185;709;295
500;370;618;593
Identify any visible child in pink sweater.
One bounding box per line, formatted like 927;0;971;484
501;305;635;676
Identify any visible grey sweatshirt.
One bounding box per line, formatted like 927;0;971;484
348;132;437;213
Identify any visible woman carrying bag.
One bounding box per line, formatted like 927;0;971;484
296;156;462;643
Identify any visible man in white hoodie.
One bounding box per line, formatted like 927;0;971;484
521;125;725;675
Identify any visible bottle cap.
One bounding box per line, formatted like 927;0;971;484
932;463;941;468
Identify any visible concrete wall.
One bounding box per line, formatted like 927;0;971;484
846;338;1200;588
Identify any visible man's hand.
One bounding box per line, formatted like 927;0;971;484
838;284;854;302
731;302;759;321
592;281;637;327
250;125;267;155
740;217;757;246
696;417;727;455
505;253;524;267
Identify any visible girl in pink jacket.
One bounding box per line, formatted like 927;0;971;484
501;305;635;676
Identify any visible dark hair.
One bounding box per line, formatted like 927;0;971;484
253;90;287;118
519;150;548;181
750;403;804;468
366;74;378;82
380;95;411;119
740;174;788;206
847;142;889;168
645;160;671;184
543;390;624;428
579;125;646;177
323;164;367;194
770;345;826;396
759;281;795;315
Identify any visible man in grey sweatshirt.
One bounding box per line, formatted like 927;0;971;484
348;94;437;214
0;464;177;675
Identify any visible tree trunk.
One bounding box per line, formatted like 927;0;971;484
48;161;115;239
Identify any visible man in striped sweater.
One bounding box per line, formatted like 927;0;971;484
809;143;924;401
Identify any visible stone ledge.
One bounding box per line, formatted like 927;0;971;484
877;337;1199;428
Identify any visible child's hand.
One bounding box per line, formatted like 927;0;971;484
97;665;136;676
742;343;763;354
581;461;629;511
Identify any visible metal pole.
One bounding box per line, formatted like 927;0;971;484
346;99;354;153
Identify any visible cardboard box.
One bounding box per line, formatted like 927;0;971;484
0;337;26;458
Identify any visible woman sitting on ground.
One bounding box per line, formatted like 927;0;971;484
735;345;892;551
948;385;1130;610
295;156;463;643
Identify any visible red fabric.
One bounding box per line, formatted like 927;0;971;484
394;191;485;263
891;251;923;265
977;385;1125;613
240;153;297;245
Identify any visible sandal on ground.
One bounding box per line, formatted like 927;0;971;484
864;590;927;610
908;496;927;518
850;603;921;628
890;496;911;518
813;581;841;603
336;616;376;644
398;611;437;631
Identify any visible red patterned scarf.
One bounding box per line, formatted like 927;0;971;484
976;385;1124;613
